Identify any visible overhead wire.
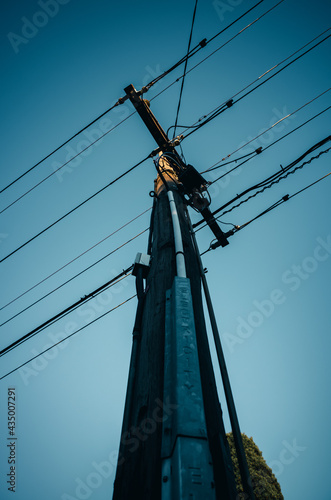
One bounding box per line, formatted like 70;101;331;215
201;171;331;255
145;0;266;91
0;206;149;312
0;111;136;214
180;32;331;142
0;294;136;381
0;267;135;357
0;1;291;218
172;0;198;140
0;228;147;324
150;0;285;104
216;144;331;218
0;0;266;199
0;208;150;317
194;138;331;232
0;154;151;264
206;91;331;180
6;21;322;265
0;101;127;195
205;104;331;182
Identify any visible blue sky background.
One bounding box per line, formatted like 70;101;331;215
0;0;330;499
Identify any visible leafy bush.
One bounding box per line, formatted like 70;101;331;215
226;433;284;499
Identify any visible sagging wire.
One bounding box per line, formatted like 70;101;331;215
199;170;331;256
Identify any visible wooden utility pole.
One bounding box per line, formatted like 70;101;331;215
113;85;252;500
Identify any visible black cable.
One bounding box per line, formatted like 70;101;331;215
0;0;266;199
232;170;331;233
163;0;284;111
195;139;331;232
0;111;136;214
235;34;331;107
216;145;331;218
0;1;281;215
0;101;123;195
149;0;277;104
0;208;151;312
207;104;331;183
202;149;260;173
172;0;198;140
0;229;147;326
0;294;136;381
180;30;331;142
201;170;331;255
146;0;265;92
0;268;134;357
0;155;150;264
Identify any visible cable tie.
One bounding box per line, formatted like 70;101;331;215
199;38;207;48
255;146;263;154
282;194;289;202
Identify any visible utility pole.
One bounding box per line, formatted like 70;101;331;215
113;85;254;500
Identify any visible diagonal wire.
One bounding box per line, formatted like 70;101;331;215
172;0;198;140
0;271;133;356
0;294;136;381
0;208;150;314
0;101;123;195
0;111;136;214
0;155;150;264
0;228;147;321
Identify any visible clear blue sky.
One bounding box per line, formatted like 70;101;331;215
0;0;330;499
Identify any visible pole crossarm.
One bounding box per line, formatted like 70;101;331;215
124;84;182;160
124;83;229;248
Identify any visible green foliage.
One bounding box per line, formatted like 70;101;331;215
226;433;284;500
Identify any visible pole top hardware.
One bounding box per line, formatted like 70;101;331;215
132;252;151;278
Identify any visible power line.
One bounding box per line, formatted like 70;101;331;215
218;87;331;162
0;267;134;357
195;138;331;233
179;29;331;141
204;91;331;180
0;0;266;199
0;155;150;264
0;101;124;195
230;172;331;235
0;1;287;218
201;171;331;255
172;0;198;140
0;228;148;323
146;0;265;92
0;294;136;381
0;207;150;311
182;0;285;91
218;144;331;217
207;104;331;184
149;0;282;104
0;111;136;214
